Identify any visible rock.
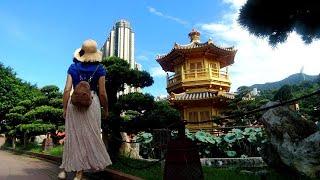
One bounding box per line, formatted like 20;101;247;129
119;132;141;159
34;135;46;145
254;169;269;176
239;170;254;175
260;102;320;178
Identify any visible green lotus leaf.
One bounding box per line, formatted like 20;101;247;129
223;133;237;143
213;136;222;144
185;129;195;140
204;149;210;155
137;132;153;144
254;127;262;132
195;131;208;143
248;134;257;142
231;128;244;140
205;136;216;144
240;154;248;158
226;150;237;157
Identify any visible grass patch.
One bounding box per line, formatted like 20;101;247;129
110;157;162;180
46;145;63;157
109;160;311;180
2;143;311;180
203;167;310;180
2;142;62;157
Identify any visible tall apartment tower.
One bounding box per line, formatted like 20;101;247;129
102;20;141;94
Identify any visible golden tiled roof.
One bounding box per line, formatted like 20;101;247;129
170;91;234;101
156;40;236;60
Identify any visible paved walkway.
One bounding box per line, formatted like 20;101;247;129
0;137;60;180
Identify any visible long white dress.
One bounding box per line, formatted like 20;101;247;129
60;92;112;172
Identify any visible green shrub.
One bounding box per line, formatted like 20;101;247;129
49;98;63;108
17;100;32;109
5;113;25;125
25;105;63;123
9;106;27;114
16;122;56;136
32;96;49;108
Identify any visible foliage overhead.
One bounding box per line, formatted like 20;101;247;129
239;0;320;45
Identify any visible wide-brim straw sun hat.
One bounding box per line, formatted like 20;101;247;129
74;39;102;62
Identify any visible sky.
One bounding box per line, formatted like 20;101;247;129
1;0;319;97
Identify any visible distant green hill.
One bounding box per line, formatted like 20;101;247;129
250;73;318;91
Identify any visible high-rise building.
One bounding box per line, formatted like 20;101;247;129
102;19;135;68
102;19;141;94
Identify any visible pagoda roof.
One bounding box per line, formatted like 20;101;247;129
157;40;237;72
169;90;234;102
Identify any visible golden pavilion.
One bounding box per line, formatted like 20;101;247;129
156;30;237;132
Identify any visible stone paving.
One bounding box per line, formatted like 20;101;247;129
0;137;60;180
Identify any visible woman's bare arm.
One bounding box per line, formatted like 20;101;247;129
98;76;109;119
63;74;73;119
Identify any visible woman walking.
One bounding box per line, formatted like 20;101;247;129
58;39;112;180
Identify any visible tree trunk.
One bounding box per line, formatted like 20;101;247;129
23;133;27;149
12;137;16;149
105;89;122;162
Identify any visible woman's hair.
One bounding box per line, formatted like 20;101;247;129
79;49;85;57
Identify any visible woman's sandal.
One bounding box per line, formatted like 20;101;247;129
57;170;67;179
74;170;83;180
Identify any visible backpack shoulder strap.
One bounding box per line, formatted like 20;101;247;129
75;62;84;81
88;64;101;83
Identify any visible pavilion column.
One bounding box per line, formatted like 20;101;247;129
226;67;229;79
181;64;185;81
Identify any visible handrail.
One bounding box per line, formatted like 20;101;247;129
167;68;229;83
168;73;180;79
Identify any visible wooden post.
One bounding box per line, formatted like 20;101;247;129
164;120;203;180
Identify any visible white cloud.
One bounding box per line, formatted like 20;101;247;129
147;6;189;25
223;0;246;8
198;0;320;92
150;66;167;77
136;55;148;61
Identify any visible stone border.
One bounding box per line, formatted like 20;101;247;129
1;146;142;180
201;157;267;168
